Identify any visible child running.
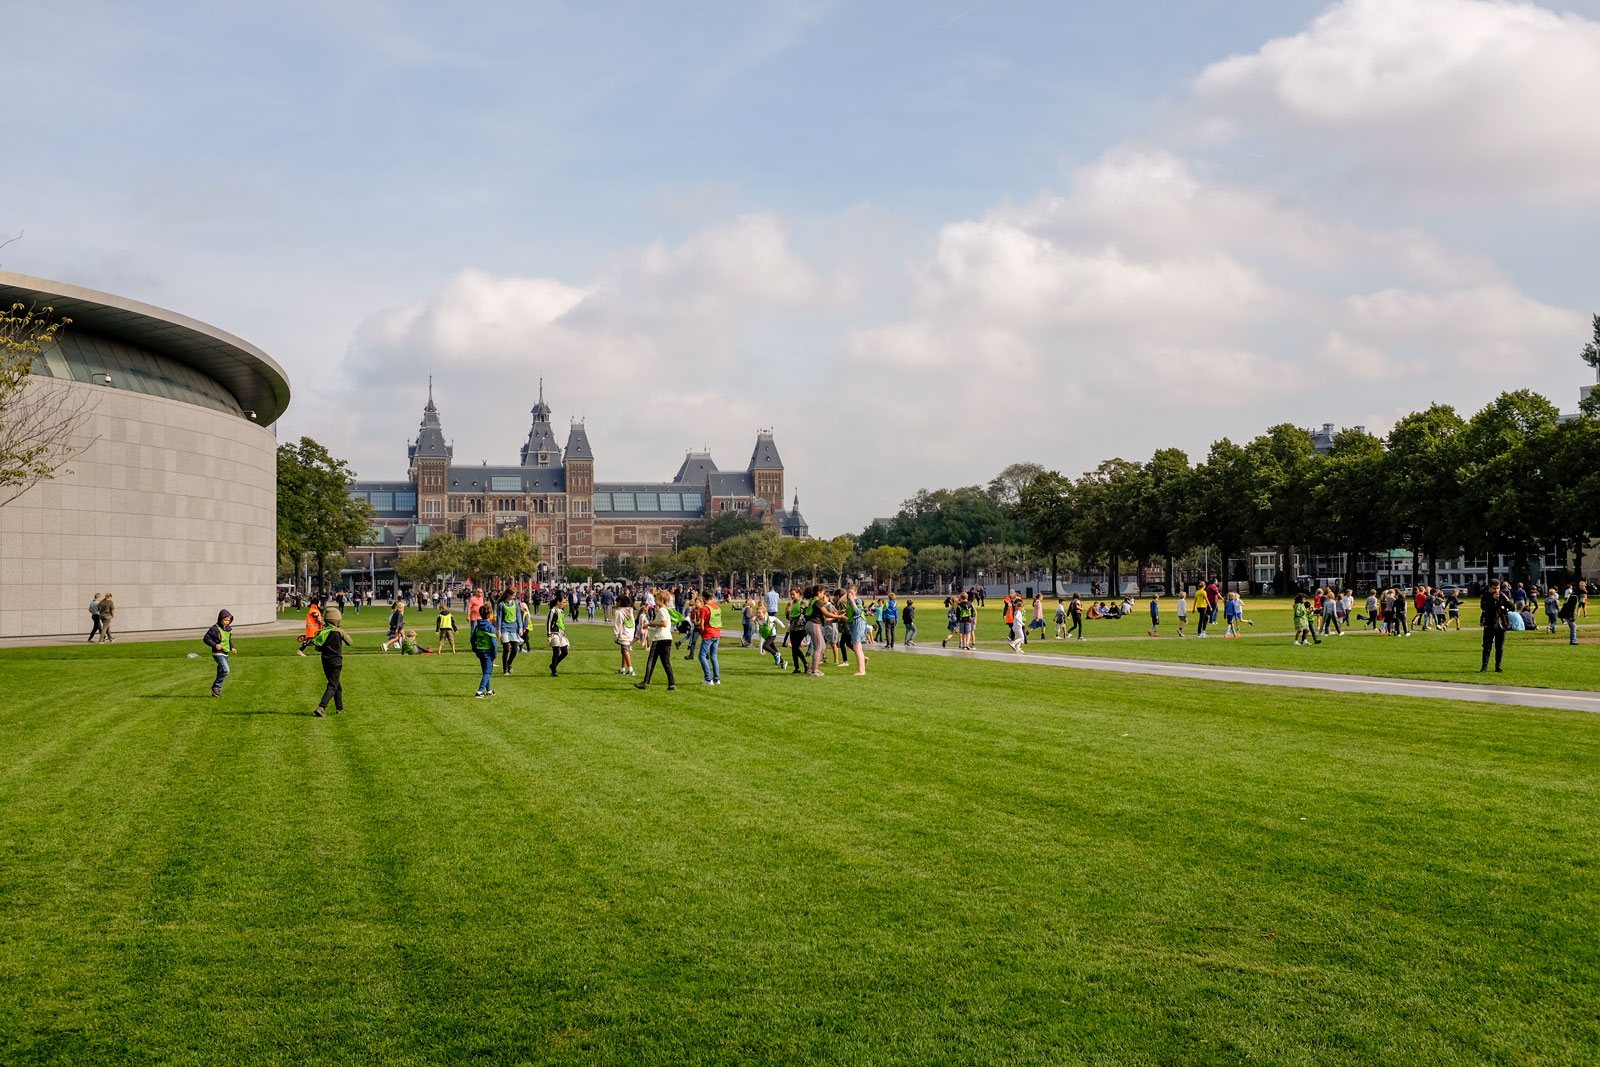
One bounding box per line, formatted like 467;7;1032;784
755;606;786;668
202;609;236;697
469;606;498;697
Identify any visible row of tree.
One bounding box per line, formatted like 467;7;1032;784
864;387;1600;594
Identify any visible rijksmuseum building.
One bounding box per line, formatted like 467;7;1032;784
346;384;808;585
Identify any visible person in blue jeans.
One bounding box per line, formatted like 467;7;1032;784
881;595;899;648
697;592;724;684
1561;584;1584;645
202;609;236;697
470;605;499;697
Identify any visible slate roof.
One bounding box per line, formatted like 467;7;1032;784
748;431;784;471
410;379;451;461
448;465;566;493
564;422;594;461
672;451;719;485
709;470;756;497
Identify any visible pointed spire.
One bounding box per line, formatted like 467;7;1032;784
426;374;435;411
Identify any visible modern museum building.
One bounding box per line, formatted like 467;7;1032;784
0;272;290;639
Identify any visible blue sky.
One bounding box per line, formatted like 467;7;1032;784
7;0;1600;534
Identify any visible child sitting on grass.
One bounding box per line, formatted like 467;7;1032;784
399;628;434;655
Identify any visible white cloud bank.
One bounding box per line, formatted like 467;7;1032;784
1193;0;1600;203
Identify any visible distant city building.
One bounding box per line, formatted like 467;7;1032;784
347;382;803;586
1308;422;1366;455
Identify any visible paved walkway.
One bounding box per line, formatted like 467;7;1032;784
898;642;1600;714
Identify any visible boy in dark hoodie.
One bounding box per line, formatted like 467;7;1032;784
311;606;354;716
202;609;236;697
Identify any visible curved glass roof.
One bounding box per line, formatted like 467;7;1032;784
0;272;290;424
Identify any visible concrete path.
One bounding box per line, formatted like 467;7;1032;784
898;642;1600;714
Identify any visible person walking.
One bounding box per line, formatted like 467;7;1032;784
903;598;918;647
202;609;236;697
956;593;976;650
1293;595;1316;646
1067;593;1084;641
97;593;116;643
942;597;957;648
1193;585;1209;638
1320;589;1343;636
1007;593;1026;653
805;587;834;677
1479;579;1513;673
1560;582;1584;645
310;607;353;715
547;592;571;676
1545;587;1561;634
469;605;498;697
882;594;899;649
1147;593;1161;637
1174;588;1188;637
87;593;103;643
613;593;637;676
696;592;724;685
497;592;522;675
634;590;678;690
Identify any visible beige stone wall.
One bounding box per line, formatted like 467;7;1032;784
0;377;278;637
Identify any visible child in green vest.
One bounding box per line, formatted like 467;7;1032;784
756;606;786;669
312;607;355;716
547;592;571;677
202;609;236;697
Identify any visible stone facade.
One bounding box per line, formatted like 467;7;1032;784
348;384;804;581
0;377;279;637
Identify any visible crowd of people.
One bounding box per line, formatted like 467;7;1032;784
211;574;1590;710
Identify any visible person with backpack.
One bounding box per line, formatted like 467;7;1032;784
956;593;976;651
787;588;811;674
310;607;354;715
633;590;678;690
469;605;499;697
547;592;571;676
697;591;724;685
202;609;237;697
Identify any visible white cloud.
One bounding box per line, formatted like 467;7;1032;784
1193;0;1600;202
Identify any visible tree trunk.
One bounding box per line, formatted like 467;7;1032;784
1110;553;1121;594
1345;548;1359;595
1427;546;1438;590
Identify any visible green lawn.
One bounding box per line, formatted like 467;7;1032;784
928;599;1600;692
2;625;1597;1064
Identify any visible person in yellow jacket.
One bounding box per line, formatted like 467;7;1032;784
1192;585;1211;638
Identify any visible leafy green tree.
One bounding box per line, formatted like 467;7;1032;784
1;302;92;507
1016;470;1074;594
278;438;374;594
874;485;1018;553
1456;391;1560;583
986;462;1046;512
820;535;855;587
1383;404;1466;589
913;545;957;591
1131;449;1190;592
1551;415;1600;578
1249;425;1322;594
678;511;763;549
1182;441;1259;591
1072;458;1146;593
678;545;710;589
1313;429;1388;591
862;544;910;591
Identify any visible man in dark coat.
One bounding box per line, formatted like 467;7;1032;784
1479;579;1514;673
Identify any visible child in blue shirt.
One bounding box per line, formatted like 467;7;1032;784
1146;594;1160;637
